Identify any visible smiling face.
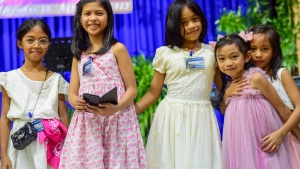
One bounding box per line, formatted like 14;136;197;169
80;1;108;38
17;25;50;63
216;44;251;80
249;33;273;73
180;6;202;44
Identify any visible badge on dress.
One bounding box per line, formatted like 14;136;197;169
83;56;93;76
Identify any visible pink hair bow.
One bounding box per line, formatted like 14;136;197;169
238;31;253;42
209;34;224;49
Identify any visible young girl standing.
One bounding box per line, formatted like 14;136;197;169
59;0;147;168
135;0;222;168
0;18;69;169
247;24;300;166
215;34;297;169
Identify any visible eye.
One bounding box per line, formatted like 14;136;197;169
39;38;49;45
263;47;269;51
26;38;35;44
83;12;90;16
250;47;256;52
232;55;239;59
193;16;199;21
181;21;187;26
217;57;224;61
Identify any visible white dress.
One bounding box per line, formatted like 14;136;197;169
146;44;222;169
0;69;69;169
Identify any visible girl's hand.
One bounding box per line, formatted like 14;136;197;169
260;130;284;153
74;96;88;112
86;103;119;117
1;155;12;169
225;78;248;98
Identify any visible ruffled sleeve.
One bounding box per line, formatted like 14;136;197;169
0;72;7;92
242;67;269;80
58;75;69;95
152;47;168;74
225;67;268;105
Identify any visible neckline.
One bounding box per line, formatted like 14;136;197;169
18;68;54;82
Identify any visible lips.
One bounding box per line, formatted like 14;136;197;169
254;60;263;64
187;30;198;34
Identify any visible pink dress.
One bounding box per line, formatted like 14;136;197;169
59;48;147;169
222;67;296;169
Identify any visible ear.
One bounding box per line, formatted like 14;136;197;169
245;51;251;63
17;40;23;49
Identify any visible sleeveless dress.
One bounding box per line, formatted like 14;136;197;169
146;45;222;169
59;48;147;169
222;67;296;169
0;69;69;169
271;68;300;168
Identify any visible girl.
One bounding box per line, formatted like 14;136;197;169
59;0;147;168
0;18;69;169
215;34;297;169
248;24;300;165
135;0;222;168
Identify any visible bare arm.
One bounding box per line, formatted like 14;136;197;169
219;78;248;113
68;58;87;111
0;88;12;168
112;42;137;111
135;70;165;115
58;94;69;128
250;72;292;152
279;69;300;140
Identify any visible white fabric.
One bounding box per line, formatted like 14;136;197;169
270;68;294;110
0;69;69;120
146;44;222;169
0;69;69;169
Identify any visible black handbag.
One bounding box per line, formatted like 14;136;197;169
11;122;37;150
10;69;48;150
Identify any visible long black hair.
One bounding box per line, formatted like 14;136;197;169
247;25;282;81
165;0;207;48
71;0;117;60
214;34;253;100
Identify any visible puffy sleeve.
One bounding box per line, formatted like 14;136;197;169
0;72;7;92
152;47;168;74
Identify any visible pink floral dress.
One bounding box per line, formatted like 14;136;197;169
59;48;147;169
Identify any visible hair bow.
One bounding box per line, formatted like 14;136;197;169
209;34;224;49
238;31;253;42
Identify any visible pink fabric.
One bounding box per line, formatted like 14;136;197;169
39;119;67;169
222;67;297;169
59;49;147;169
286;126;300;168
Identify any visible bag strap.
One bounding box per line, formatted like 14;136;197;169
28;69;49;118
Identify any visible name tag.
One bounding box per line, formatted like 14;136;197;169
186;57;205;70
83;56;93;76
31;119;44;132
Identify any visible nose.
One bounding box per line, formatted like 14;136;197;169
225;61;233;67
187;21;196;30
255;50;262;58
90;13;97;21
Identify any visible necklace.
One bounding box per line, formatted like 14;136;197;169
181;42;201;53
88;44;104;54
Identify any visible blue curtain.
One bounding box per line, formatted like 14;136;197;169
0;0;247;133
0;0;248;72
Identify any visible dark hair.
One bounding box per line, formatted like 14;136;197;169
72;0;117;60
165;0;207;48
214;34;253;100
247;25;282;81
16;18;51;54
